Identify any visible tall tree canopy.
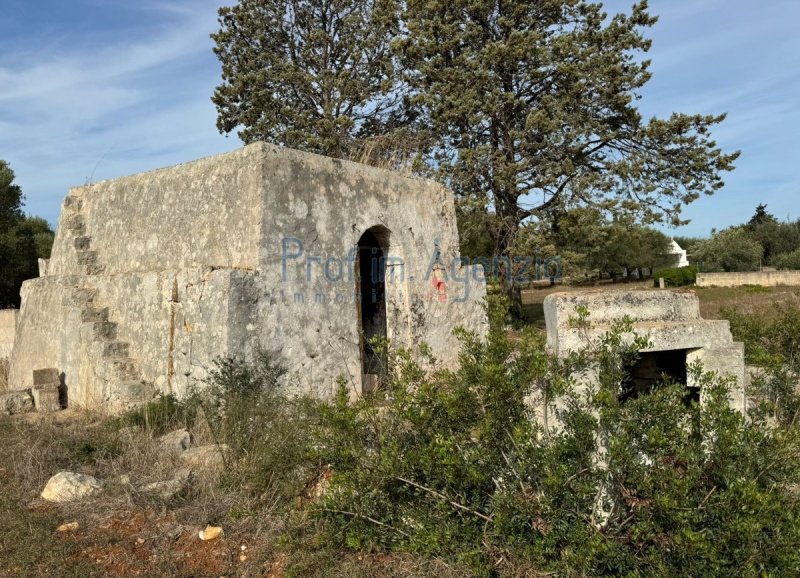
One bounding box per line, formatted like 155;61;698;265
0;161;54;308
212;0;738;262
398;0;737;255
212;0;401;159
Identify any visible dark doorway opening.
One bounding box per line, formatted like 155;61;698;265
356;226;390;393
621;349;699;406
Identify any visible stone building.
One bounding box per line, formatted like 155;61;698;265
543;290;747;414
6;143;487;411
667;238;690;268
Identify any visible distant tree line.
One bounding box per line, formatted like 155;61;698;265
0;160;54;308
686;204;800;273
458;204;674;282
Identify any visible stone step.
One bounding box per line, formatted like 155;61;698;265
63;196;83;211
107;358;141;381
92;321;118;341
80;307;109;323
61;286;97;307
64;214;85;235
73;236;91;251
75;250;105;275
102;341;130;358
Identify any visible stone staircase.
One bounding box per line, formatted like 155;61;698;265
58;194;151;407
62;195;105;276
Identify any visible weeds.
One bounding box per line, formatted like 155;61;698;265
725;304;800;370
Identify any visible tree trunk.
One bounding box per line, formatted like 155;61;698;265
494;198;524;317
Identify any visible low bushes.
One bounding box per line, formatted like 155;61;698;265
725;304;800;371
101;298;800;576
191;350;320;502
772;248;800;270
652;265;697;287
303;299;800;576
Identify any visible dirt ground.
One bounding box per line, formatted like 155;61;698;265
0;411;467;578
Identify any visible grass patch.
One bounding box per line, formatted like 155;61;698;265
110;393;197;436
694;285;800;319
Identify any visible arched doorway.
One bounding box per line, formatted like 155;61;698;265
356;226;390;393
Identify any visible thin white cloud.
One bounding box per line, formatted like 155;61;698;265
0;0;236;222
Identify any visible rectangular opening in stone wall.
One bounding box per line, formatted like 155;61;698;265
621;349;699;406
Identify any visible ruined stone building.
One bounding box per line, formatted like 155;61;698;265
5;143;487;410
544;290;747;414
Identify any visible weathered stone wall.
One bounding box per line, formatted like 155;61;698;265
254;145;486;394
0;309;17;360
544;290;746;414
11;267;259;409
696;271;800;287
47;146;264;277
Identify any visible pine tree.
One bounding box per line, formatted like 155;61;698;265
212;0;402;159
398;0;738;258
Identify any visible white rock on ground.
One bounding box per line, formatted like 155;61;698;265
41;471;103;502
199;525;223;541
158;428;191;454
0;390;34;415
179;444;230;472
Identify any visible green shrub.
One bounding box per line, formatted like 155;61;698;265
192;351;321;502
302;296;800;576
652;265;697;287
114;394;196;435
725;304;800;371
748;363;800;428
772;248;800;270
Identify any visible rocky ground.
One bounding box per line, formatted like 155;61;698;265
0;410;463;578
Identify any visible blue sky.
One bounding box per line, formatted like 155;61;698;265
1;0;798;237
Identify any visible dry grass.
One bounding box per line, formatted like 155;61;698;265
0;410;284;577
693;285;800;319
0;408;468;577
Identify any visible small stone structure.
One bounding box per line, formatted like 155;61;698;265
544;290;746;413
31;368;62;413
697;270;800;288
6;143;487;411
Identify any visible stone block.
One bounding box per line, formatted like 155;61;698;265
80;307;108;322
32;367;59;386
543;289;747;415
33;386;61;412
